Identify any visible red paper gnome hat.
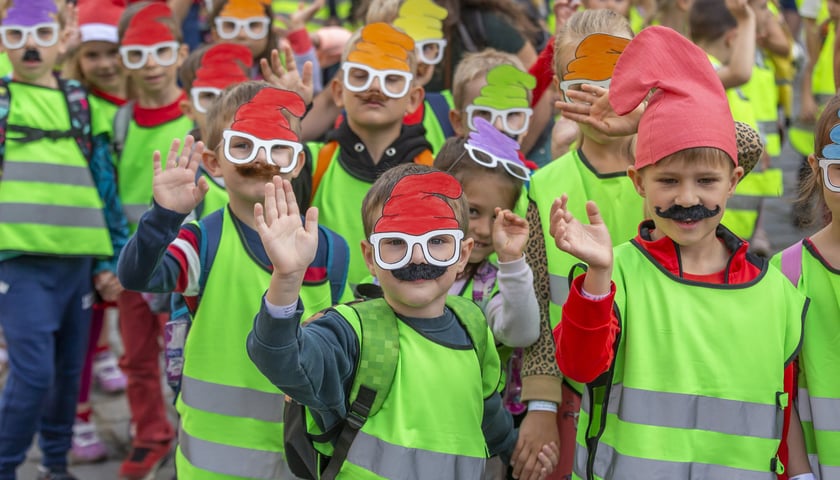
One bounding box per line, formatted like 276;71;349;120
121;2;176;46
79;0;126;43
193;43;252;90
374;172;462;236
230;88;306;141
608;26;737;169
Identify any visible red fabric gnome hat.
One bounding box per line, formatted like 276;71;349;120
374;172;462;236
230;88;306;141
121;3;176;46
608;26;738;169
79;0;126;43
193;43;252;90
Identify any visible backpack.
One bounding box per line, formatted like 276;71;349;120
0;77;92;180
111;100;134;159
284;295;489;480
780;240;804;286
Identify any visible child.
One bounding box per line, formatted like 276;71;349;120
310;22;432;286
113;2;192;478
434;122;541;479
773;95;840;480
0;0;128;478
117;82;350;479
552;26;805;479
209;0;276;69
247;163;558;479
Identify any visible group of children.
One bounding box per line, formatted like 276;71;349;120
0;0;837;479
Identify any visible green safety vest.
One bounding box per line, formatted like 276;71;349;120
175;207;333;479
89;94;120;138
0;82;111;257
271;0;352;31
771;241;840;477
326;296;498;479
742;52;782;158
116;114;193;232
199;173;229;219
573;239;806;480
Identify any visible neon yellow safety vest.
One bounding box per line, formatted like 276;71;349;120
175;208;333;479
199;173;228;219
771;241;840;477
0;82;111;257
327;296;499;479
116;114;193;232
89;95;119;138
271;0;352;31
573;239;806;480
742;52;782;158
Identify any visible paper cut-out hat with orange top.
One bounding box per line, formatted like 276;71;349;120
121;2;176;46
79;0;126;43
563;33;629;82
373;172;462;236
193;43;252;90
608;26;737;170
230;87;305;142
347;22;414;72
219;0;270;18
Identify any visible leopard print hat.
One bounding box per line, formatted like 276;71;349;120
735;121;763;178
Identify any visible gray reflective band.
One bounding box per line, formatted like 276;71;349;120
609;384;780;439
346;430;485;480
574;444;588;478
178;429;287;479
727;195;764;210
819;463;840;477
549;273;570;306
0;203;106;228
2;161;95;187
123;204;150;223
180;375;285;422
810;396;840;431
757;121;778;137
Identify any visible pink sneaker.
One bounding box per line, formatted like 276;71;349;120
71;421;107;464
93;351;127;394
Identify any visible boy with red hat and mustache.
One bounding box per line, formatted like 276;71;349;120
247;163;559;479
117;83;351;479
550;26;810;479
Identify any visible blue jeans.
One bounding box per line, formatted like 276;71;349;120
0;256;93;479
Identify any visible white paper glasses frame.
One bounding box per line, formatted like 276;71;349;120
369;229;464;270
191;87;222;114
0;23;59;49
340;62;413;99
818;158;840;192
465;105;533;136
214;17;271;40
558;78;612;103
464;143;530;181
222;130;303;172
415;39;447;65
119;41;180;70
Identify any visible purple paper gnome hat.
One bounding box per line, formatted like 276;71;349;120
4;0;59;27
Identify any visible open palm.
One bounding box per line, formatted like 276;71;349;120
254;177;319;276
492;208;529;262
152;136;208;214
549;195;613;270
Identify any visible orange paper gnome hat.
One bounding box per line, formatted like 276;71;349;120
230;87;305;141
564;33;630;82
193;43;252;89
219;0;271;18
374;172;462;235
609;26;737;169
121;2;176;46
347;22;414;72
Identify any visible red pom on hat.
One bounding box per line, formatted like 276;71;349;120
121;3;176;46
79;0;126;43
230;88;306;141
373;172;462;236
193;43;252;90
608;26;738;169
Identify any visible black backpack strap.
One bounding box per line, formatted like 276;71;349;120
425;92;455;138
58;78;93;160
0;77;9;179
319;385;378;480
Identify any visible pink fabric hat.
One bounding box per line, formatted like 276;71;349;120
79;0;126;44
609;26;738;169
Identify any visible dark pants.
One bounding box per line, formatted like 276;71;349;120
0;256;94;478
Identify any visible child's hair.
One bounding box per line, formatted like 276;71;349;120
797;94;840;227
340;28;419;78
688;0;736;45
552;9;634;78
652;146;734;172
118;1;183;43
451;49;525;110
433;136;523;210
361;163;470;237
208;0;277;62
364;0;401;23
204;81;303;152
179;44;212;93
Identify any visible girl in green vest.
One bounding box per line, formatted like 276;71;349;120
773;95;840;480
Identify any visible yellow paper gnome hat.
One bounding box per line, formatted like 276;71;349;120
392;0;447;42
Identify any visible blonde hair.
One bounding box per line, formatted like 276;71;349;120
364;0;402;23
552;9;634;78
451;48;525;110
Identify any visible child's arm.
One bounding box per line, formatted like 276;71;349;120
117;136;208;294
549;194;619;383
716;0;757;89
486;208;540;347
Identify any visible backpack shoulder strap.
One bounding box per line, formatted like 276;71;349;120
425;92;455;139
58;78;93;160
318;225;350;305
312;141;338;200
0;78;9;177
112;101;134;159
780;240;804;286
445;295;488;371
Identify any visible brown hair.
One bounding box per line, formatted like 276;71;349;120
204;81;303;152
797;95;840;227
688;0;736;45
433;136;523;210
451;49;525;110
652;146;735;171
553;9;634;79
178;44;212;93
208;0;276;63
361;163;470;237
118;1;184;43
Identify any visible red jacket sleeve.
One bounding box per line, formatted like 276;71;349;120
553;274;620;383
529;37;556;108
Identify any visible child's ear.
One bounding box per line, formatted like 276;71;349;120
404;84;424;115
361;239;378;278
728;165;745;196
330;77;345;109
202;149;223;177
627;165;645;196
290;150;306;179
455;237;474;273
176;43;189;68
449;109;467;137
807;153;819;173
179;99;197;121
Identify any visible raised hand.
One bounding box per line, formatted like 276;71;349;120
555;84;642;138
549;194;612;271
152;136;208;214
261;46;315;105
60;2;81;56
254;177;319;277
493;208;529;263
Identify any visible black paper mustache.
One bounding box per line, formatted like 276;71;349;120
655;204;721;222
391;263;447;281
22;49;41;62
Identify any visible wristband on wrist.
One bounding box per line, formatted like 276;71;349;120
528;400;558;413
790;474;816;480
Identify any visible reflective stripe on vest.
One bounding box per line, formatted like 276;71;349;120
180;375;285;422
0;203;107;228
178;429;288;479
123;204;150;224
4;161;94;185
